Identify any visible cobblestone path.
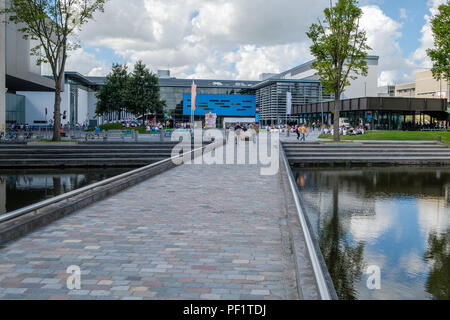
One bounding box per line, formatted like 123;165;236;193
0;160;298;300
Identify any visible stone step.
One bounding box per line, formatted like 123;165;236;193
0;158;171;168
0;149;177;154
284;148;450;153
0;153;174;159
288;156;450;161
283;144;447;149
0;143;180;149
285;153;450;158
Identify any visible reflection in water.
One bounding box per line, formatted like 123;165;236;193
0;168;132;214
319;177;365;300
294;167;450;300
424;229;450;300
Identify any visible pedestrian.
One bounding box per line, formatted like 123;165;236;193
295;125;300;140
301;125;307;141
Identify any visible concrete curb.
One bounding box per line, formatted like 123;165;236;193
280;146;338;300
0;147;203;245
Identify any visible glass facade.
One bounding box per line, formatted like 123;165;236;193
299;110;445;130
160;87;246;113
6;93;25;125
256;81;333;125
69;86;78;124
65;76;97;124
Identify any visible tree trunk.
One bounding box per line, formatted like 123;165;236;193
333;96;341;142
52;85;62;141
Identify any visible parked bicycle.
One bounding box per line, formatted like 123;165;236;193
0;130;18;141
85;132;105;141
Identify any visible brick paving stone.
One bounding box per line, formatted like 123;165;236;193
0;146;300;300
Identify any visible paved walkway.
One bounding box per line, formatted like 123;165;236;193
280;130;322;142
0;158;298;300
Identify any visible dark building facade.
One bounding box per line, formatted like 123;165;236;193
294;97;449;130
253;79;333;125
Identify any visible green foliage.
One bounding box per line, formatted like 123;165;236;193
96;61;166;120
427;1;450;82
307;0;371;96
125;61;165;120
96;64;129;118
423;229;450;300
1;0;106;141
307;0;371;141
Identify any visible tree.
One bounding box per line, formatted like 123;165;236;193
307;0;371;141
427;1;450;101
96;63;128;120
2;0;106;141
423;229;449;300
125;61;164;122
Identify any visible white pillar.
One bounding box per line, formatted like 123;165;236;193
0;0;6;134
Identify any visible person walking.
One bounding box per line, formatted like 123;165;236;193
295;125;300;140
301;124;307;142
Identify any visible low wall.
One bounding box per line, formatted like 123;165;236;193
280;145;338;300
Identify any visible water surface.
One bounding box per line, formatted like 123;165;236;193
0;168;132;214
293;167;450;300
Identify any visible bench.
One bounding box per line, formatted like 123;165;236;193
106;130;128;141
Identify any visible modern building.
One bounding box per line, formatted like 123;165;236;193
377;85;395;97
11;55;380;127
251;56;379;125
158;77;258;121
395;83;416;98
294;97;449;130
395;70;449;101
18;72;99;126
415;70;449;100
182;93;256;127
1;0;55;131
253;79;333;125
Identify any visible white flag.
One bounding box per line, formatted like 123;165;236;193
286;92;292;115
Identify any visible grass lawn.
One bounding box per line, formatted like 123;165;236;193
319;131;450;145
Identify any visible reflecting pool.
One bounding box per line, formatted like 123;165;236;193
0;168;133;214
293;167;450;300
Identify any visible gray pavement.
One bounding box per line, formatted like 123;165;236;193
281;129;322;142
0;153;299;300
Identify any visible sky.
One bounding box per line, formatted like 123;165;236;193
66;0;448;87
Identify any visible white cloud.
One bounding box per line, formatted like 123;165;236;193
410;0;447;68
65;48;110;76
359;5;417;86
349;200;398;244
73;0;329;79
65;0;443;86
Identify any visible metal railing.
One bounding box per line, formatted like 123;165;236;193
281;145;333;300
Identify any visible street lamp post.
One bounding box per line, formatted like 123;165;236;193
320;84;324;130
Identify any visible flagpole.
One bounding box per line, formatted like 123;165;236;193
191;80;195;131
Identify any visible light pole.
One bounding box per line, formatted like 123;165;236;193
320;84;324;130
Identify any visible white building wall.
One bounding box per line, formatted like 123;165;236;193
283;58;379;100
18;84;70;125
341;64;379;99
77;87;89;125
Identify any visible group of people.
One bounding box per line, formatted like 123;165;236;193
323;126;366;136
294;125;308;141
